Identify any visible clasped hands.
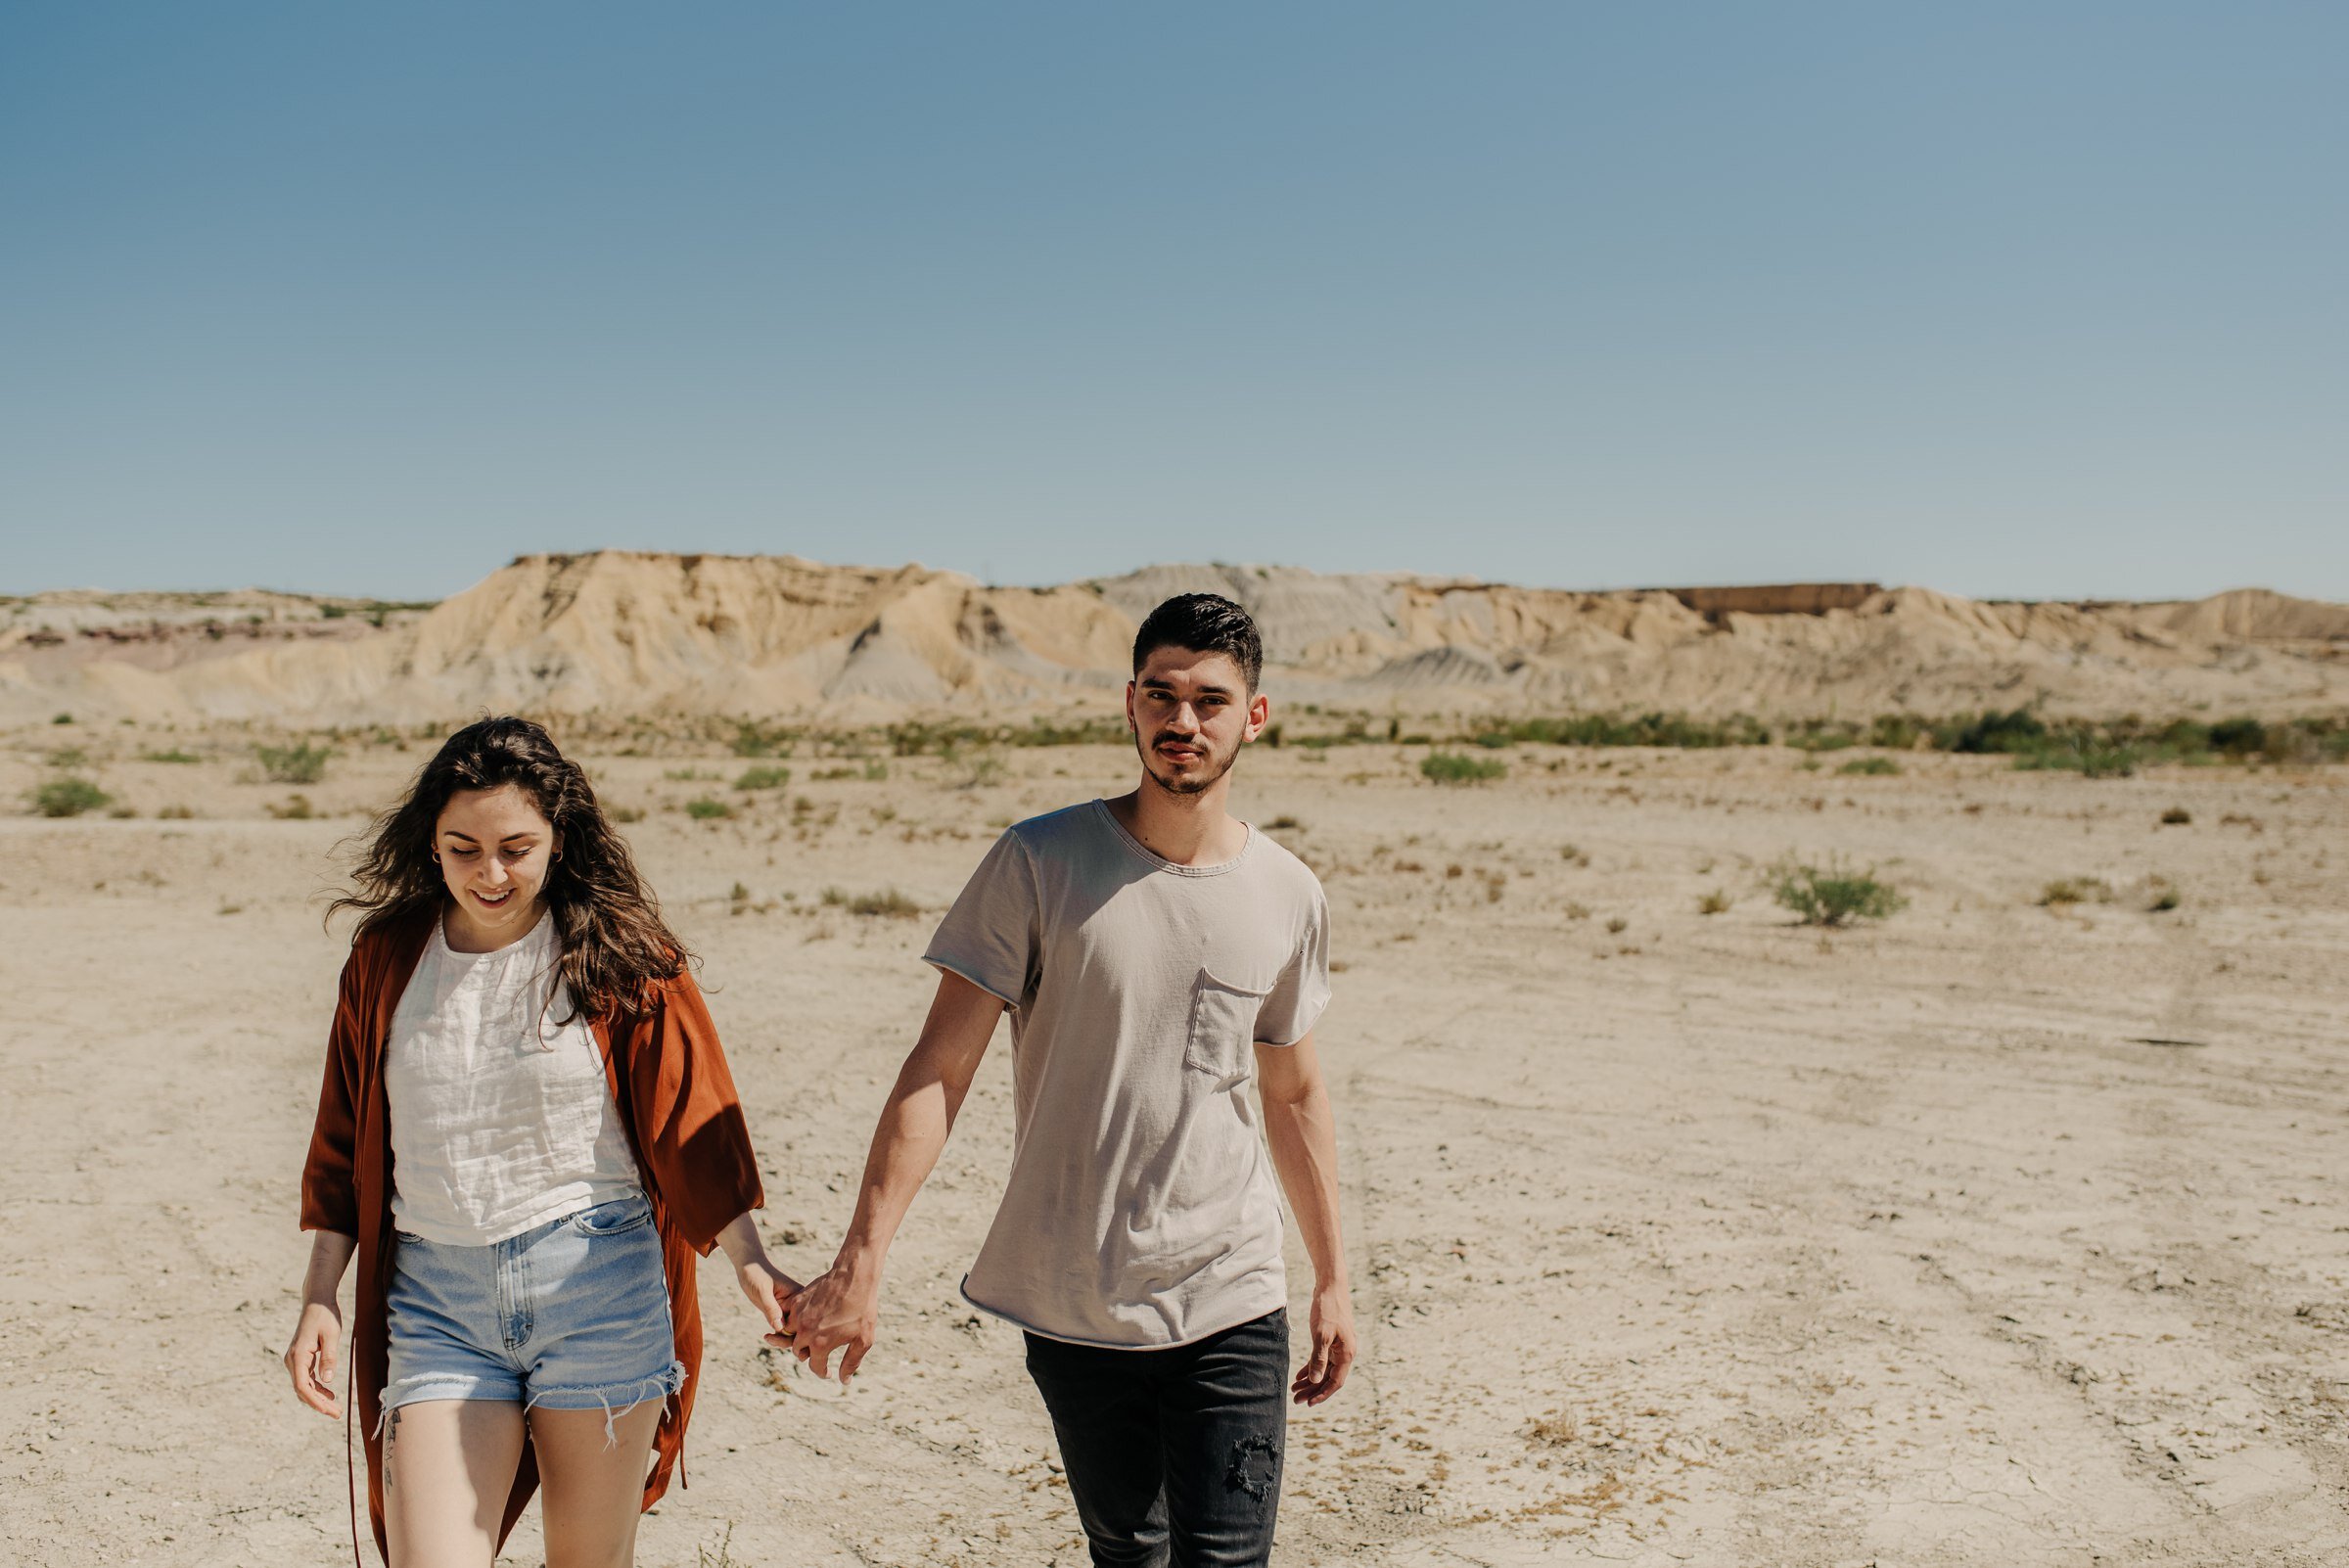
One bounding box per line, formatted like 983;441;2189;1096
742;1248;883;1380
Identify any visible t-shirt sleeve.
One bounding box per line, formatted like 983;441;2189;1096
923;829;1041;1009
1253;880;1331;1047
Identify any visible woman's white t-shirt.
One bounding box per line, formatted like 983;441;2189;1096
385;908;642;1245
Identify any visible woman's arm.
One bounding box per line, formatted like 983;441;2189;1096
714;1210;800;1338
283;1228;357;1416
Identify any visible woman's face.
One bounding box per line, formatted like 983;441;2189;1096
434;784;560;949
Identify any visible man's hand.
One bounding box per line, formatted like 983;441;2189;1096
1290;1281;1356;1406
776;1261;880;1385
283;1301;344;1417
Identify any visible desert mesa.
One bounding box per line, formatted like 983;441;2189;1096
5;551;2347;725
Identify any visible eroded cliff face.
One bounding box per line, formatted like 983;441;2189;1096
4;554;2344;724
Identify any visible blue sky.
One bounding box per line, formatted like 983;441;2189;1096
3;3;2342;602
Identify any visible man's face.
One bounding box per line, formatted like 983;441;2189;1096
1126;646;1269;798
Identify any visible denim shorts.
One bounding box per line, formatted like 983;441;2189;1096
384;1193;685;1425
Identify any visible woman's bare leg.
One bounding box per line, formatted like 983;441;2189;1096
383;1399;528;1568
531;1400;665;1568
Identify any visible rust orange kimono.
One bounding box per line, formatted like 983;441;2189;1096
299;908;763;1561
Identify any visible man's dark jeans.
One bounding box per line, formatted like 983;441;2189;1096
1024;1309;1288;1568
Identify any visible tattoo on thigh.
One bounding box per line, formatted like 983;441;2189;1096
385;1407;401;1490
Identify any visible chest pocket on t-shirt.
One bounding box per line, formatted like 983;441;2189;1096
1184;968;1271;1081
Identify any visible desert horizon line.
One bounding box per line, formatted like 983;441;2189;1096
4;550;2336;613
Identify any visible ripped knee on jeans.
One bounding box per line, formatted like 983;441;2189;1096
1223;1435;1280;1503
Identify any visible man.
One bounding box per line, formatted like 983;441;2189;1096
781;592;1356;1567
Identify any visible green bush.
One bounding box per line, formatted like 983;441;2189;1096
1772;857;1905;926
2012;738;2139;778
1838;757;1901;776
2038;877;2113;906
846;888;922;919
685;797;734;821
31;777;111;817
1950;709;2047;754
2208;717;2267;758
254;742;331;784
142;748;201;763
733;765;793;791
731;720;796;759
1421;753;1507;785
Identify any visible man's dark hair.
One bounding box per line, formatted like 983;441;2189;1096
1131;593;1264;693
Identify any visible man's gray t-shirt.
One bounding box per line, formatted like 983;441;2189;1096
923;799;1331;1348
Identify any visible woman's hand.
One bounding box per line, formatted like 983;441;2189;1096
283;1302;345;1416
734;1253;803;1340
714;1211;801;1340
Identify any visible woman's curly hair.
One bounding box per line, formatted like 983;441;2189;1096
331;715;688;1020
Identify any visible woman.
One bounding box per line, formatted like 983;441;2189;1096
283;715;794;1566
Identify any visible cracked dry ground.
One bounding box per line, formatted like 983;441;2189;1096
0;739;2343;1565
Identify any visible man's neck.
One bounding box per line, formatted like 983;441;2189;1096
1107;777;1247;867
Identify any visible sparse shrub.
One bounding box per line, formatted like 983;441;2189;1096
943;747;1004;789
1839;757;1901;776
266;794;315;820
685;797;734;821
843;888;921;919
157;804;195;819
1264;723;1284;748
1422;753;1506;785
52;714;72;725
48;747;88;768
2011;735;2140;777
862;759;889;782
1267;814;1303;831
1563;901;1591;920
1698;889;1731;914
2038;877;2114;906
612;805;645;823
1605;916;1629;935
31;777;110;817
1950;708;2047;755
1868;715;1927;750
1773;857;1905;926
734;765;793;791
142;749;201;763
665;767;718;782
2208;717;2267;758
2144;878;2182;912
1445;863;1463;879
254;742;331;784
1471;731;1512;750
2159;807;2191;826
732;720;795;759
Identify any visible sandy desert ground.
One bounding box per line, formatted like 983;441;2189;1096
2;728;2345;1566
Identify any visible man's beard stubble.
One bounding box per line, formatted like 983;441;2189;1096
1134;728;1238;798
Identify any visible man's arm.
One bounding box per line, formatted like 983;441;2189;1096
779;968;1006;1382
1256;1029;1357;1405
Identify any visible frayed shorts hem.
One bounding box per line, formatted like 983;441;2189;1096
383;1361;685;1415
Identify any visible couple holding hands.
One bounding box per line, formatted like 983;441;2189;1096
284;594;1355;1568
